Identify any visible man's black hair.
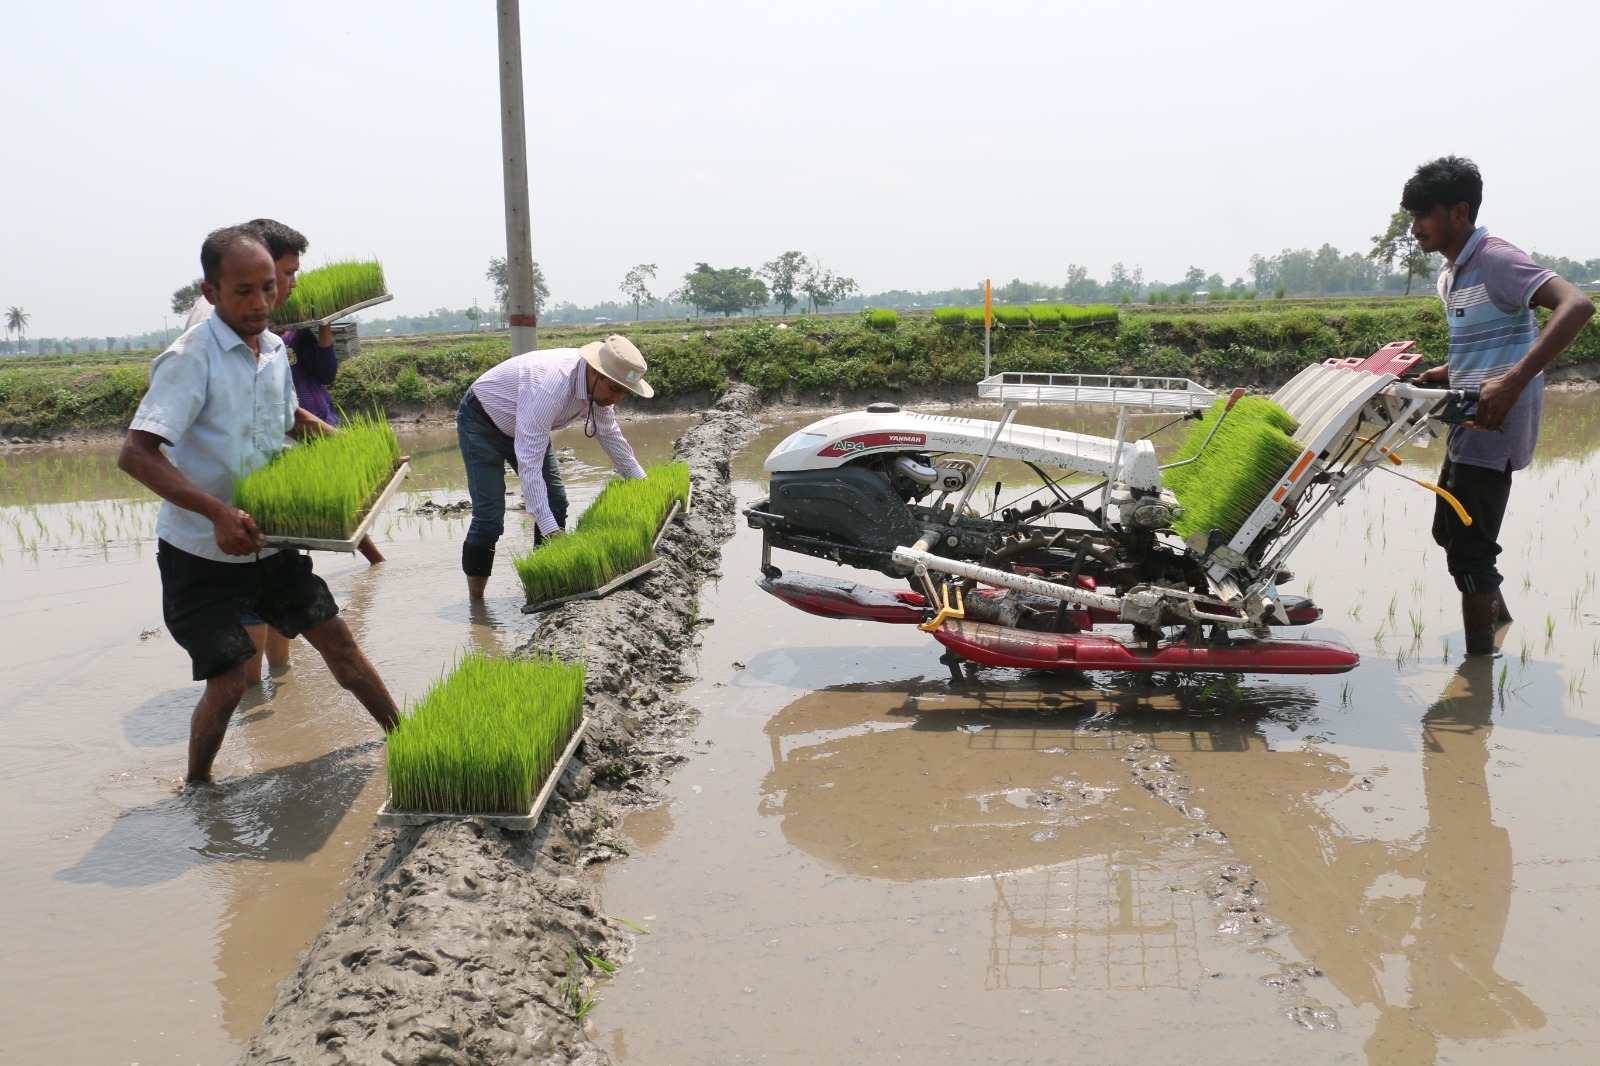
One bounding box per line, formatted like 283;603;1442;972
1401;156;1484;223
199;226;269;286
244;217;309;261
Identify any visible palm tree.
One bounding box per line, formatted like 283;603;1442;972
5;306;29;354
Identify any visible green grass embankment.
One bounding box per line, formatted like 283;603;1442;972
4;297;1599;436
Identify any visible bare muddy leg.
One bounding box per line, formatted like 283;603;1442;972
300;616;401;732
187;665;249;783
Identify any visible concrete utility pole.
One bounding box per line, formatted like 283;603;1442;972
496;0;537;353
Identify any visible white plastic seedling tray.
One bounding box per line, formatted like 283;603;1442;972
273;292;395;331
257;461;410;553
375;717;590;831
520;498;685;614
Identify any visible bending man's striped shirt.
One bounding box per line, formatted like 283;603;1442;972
469;348;647;535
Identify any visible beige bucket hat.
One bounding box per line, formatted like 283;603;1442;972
579;334;654;398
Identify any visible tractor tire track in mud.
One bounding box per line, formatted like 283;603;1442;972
1121;736;1340;1030
235;384;759;1066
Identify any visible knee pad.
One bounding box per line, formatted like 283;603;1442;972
462;541;496;577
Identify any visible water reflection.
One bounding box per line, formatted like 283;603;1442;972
55;743;377;888
1363;658;1545;1062
756;672;1320;993
757;663;1549;1048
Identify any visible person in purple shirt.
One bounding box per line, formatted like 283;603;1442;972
238;219;385;683
1402;157;1595;654
283;324;339;426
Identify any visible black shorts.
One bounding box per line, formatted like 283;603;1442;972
156;540;339;681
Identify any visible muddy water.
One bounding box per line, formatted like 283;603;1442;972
596;394;1600;1065
0;414;698;1065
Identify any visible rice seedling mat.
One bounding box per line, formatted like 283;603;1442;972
257;460;410;553
273;292;394;331
520;499;681;614
375;716;590;830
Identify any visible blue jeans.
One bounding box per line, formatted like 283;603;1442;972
457;391;567;551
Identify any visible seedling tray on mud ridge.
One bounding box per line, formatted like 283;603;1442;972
272;292;394;331
520;499;684;614
257;461;410;553
375;716;590;830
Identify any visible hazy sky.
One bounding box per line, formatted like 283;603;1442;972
4;1;1598;338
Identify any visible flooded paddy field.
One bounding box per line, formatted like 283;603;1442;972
593;393;1600;1065
4;392;1600;1064
0;414;698;1065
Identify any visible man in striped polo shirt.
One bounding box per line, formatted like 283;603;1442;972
1404;156;1595;654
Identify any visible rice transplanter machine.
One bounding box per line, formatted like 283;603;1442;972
745;342;1479;675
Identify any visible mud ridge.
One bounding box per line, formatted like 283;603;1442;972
234;384;760;1066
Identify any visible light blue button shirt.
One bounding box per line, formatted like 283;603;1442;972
130;313;297;562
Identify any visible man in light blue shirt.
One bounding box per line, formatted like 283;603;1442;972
119;226;400;786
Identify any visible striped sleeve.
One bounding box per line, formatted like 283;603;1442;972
1479;239;1557;314
591;404;647;481
514;365;562;535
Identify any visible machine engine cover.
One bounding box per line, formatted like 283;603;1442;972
764;467;925;566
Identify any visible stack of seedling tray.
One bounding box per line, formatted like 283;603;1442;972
270;258;393;330
378;650;588;829
1161;396;1302;540
517;461;691;613
234;412;409;552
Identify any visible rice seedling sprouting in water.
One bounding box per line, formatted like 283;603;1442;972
514;461;690;605
233;412;400;539
386;648;585;814
271;259;387;326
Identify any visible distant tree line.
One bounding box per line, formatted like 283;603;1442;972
38;228;1597;354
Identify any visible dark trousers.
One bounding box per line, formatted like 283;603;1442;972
456;391;568;551
1431;456;1513;594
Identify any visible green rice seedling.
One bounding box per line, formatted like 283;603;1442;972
932;307;966;326
271;259;387;326
386;648;585;814
561;954;599;1017
233;412;399;539
1028;305;1060;329
1546;613;1556;639
963;307;988;327
866;308;898;330
992;305;1032;327
1162;396;1302;540
513;461;689;605
1409;610;1425;638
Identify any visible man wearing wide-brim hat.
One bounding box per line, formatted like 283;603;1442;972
456;334;654;600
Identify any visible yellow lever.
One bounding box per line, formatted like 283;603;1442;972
1356;436;1404;466
919;582;966;632
1416;480;1472;526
